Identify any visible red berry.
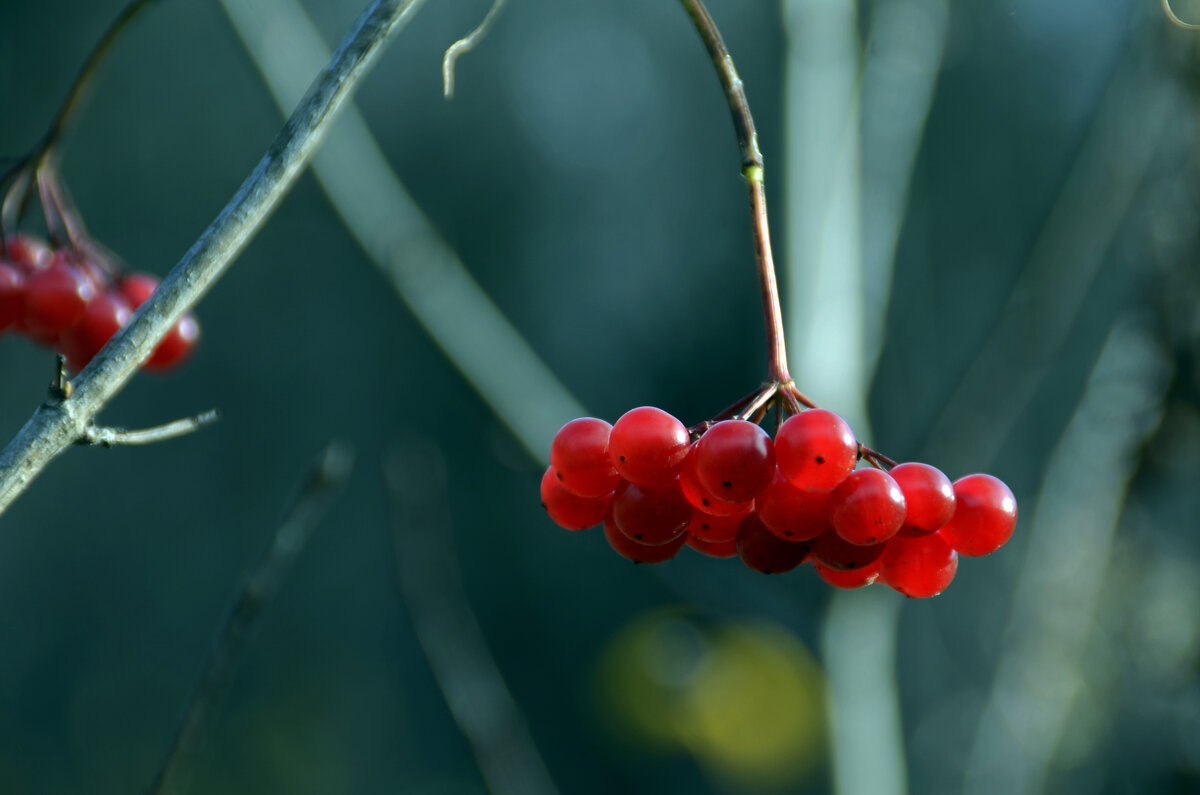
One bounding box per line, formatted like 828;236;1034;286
814;559;880;589
22;257;95;338
775;409;858;491
540;467;610;530
605;516;687;563
2;234;50;272
610;479;690;545
938;474;1017;556
550;417;621;498
60;292;132;370
879;533;958;598
811;529;887;571
828;468;907;545
144;313;200;371
608;406;690;487
755;469;830;542
736;514;812;574
0;263;25;331
119;272;159;309
686;509;745;543
679;448;752;516
686;533;738;559
889;462;955;532
693;420;775;503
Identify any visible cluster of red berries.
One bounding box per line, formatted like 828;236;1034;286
0;234;198;372
541;406;1017;598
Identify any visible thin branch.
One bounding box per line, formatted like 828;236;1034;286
443;0;509;98
77;409;220;448
0;0;428;521
1163;0;1200;29
149;441;354;795
386;441;559;795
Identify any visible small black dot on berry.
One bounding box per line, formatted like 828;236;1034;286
722;480;732;489
815;456;825;464
702;498;711;506
619;455;626;461
784;531;792;537
555;472;563;480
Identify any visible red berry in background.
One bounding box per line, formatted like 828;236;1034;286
755;469;830;542
938;474;1017;557
610;479;690;545
3;234;50;272
889;462;955;533
736;514;812;574
687;509;745;543
679;448;752;517
550;417;621;498
605;517;687;564
119;271;159;308
814;559;880;589
879;533;958;598
693;419;776;503
144;313;200;371
60;292;131;370
608;406;690;487
811;529;887;571
540;467;610;530
775;409;858;491
828;468;907;546
686;532;738;559
22;257;95;338
0;263;24;331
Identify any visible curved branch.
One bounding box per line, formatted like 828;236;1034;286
0;0;428;520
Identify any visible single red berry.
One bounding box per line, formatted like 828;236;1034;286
119;272;159;308
736;514;812;574
60;292;132;370
693;420;776;503
144;313;200;371
811;529;887;571
22;256;96;339
775;409;858;491
889;462;955;532
828;468;907;545
879;533;958;598
938;474;1017;556
2;234;51;272
686;509;745;543
679;448;752;516
610;479;690;545
814;559;880;589
550;417;621;498
755;469;830;542
608;406;690;488
686;533;738;559
540;467;610;530
0;263;25;331
605;516;687;564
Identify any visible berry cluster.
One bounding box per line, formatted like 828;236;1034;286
0;234;198;372
541;405;1017;598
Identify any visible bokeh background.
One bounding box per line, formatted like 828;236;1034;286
1;0;1198;793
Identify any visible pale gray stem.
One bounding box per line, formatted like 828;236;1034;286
0;0;426;520
77;409;220;448
443;0;509;98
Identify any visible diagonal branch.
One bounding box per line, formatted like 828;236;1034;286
0;0;428;520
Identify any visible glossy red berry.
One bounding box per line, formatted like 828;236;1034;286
60;292;131;370
679;448;752;517
736;514;812;574
0;263;24;331
608;406;690;487
755;469;830;542
119;272;159;308
610;479;690;545
889;462;955;533
811;529;887;571
814;559;880;589
938;474;1017;557
144;313;200;371
605;517;687;563
775;409;858;491
540;467;610;530
828;468;907;545
22;257;95;338
3;234;50;271
550;417;621;498
686;532;738;559
686;509;745;543
879;533;958;597
693;420;776;503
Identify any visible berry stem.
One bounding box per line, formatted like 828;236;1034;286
679;0;791;384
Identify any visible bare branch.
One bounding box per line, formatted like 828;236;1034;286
0;0;428;520
77;409;220;448
149;441;354;795
443;0;509;98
